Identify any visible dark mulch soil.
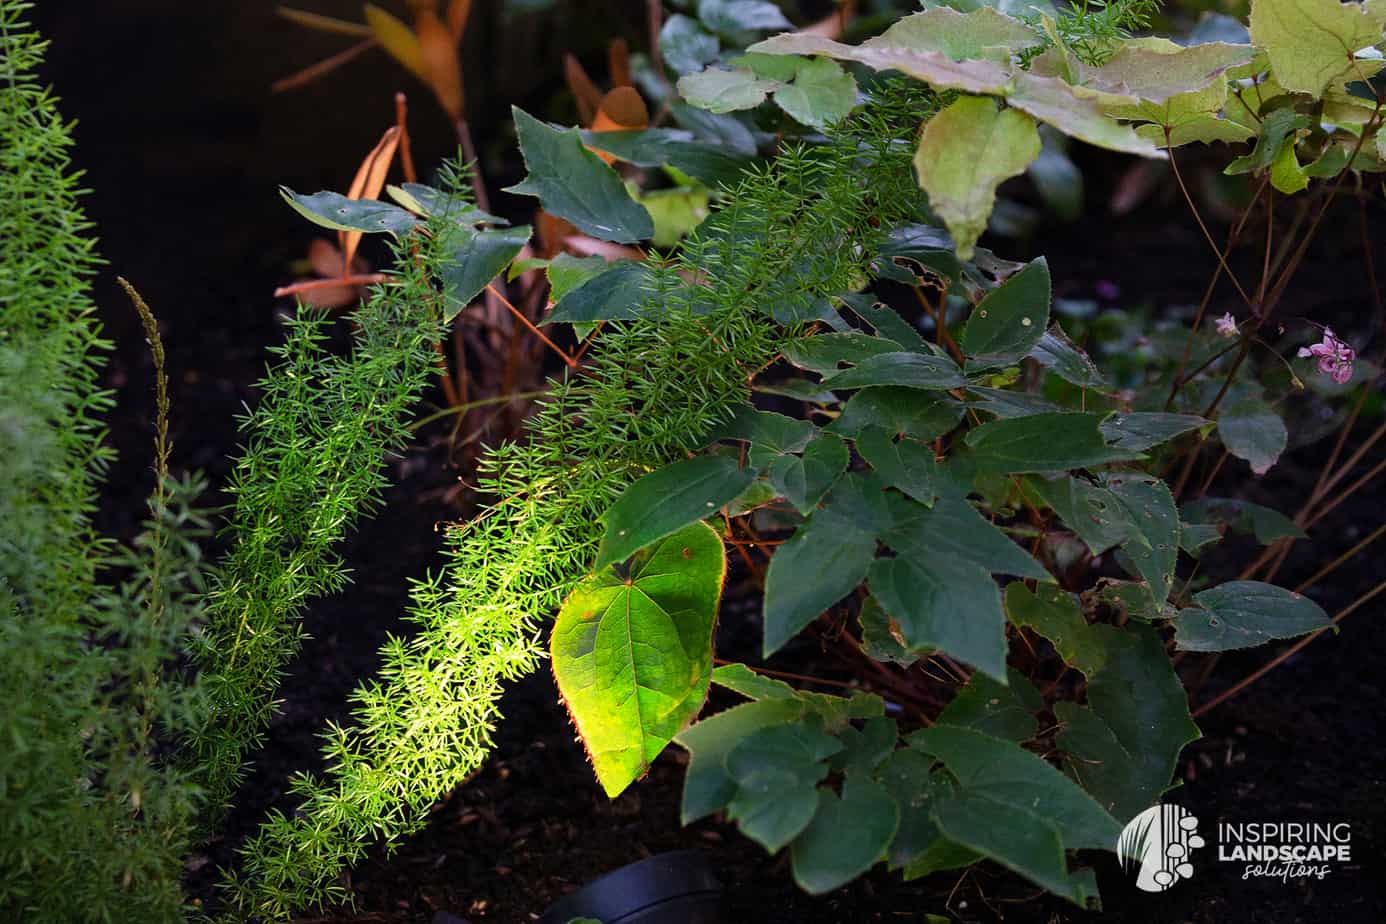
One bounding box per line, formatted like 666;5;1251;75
36;2;1386;922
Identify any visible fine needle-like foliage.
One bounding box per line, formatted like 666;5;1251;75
186;219;449;817
1;5;208;917
220;83;939;918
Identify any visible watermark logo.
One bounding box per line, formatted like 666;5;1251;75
1217;821;1351;882
1117;804;1205;892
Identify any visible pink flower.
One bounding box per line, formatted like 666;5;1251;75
1297;327;1355;385
1215;312;1238;338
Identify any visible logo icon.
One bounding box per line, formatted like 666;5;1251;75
1117;804;1205;892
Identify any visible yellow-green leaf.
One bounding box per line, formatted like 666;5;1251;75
363;3;428;82
913;96;1041;260
552;522;726;797
1249;0;1386;96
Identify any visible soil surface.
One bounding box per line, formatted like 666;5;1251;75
34;2;1386;922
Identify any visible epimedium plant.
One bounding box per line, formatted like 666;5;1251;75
5;0;1383;920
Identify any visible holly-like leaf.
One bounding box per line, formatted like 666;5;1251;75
966;412;1140;473
439;225;531;320
1249;0;1386;96
914;97;1042;261
596;456;753;569
280;187;421;234
505;107;654;243
960;256;1050;366
552;522;726;797
1174;580;1331;650
1218;396;1288;475
792;778;900;893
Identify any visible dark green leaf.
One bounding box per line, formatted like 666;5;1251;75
545;260;652;325
1218;396;1287;475
280;187;421;234
440;225;531;320
934;667;1042;741
580;128;751;188
1108;475;1180;605
791;778;900;893
1027;475;1132;555
1004;582;1111;678
1060;621;1200;822
966;385;1062;419
884;495;1050;580
820;351;966;390
855;428;940;505
771;433;849;514
875;749;972;871
875;223;965;285
1100;412;1206;451
859;595;916;666
1175;581;1331;651
869;556;1008;681
727;722;840;852
717;406;816;466
660;13;720;75
966;412;1140;473
913;726;1122;851
1181;497;1305;544
831;716;899;775
1028;324;1107;389
829;389;964;441
698;0;793;36
596;456;752;569
505;108;654;243
386;182;506;224
783;332;914;375
675;699;805;822
763;512;875;656
961;258;1050;368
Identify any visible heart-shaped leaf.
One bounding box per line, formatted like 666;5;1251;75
552;522;726;797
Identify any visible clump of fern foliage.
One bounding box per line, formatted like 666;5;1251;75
220;80;940;918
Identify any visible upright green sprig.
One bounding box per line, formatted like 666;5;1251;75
1;7;209;918
187;225;450;815
223;81;938;919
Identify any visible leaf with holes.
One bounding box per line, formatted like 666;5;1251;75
961;257;1050;366
552;522;726;797
819;352;966;391
1174;581;1331;651
1004;582;1111;677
